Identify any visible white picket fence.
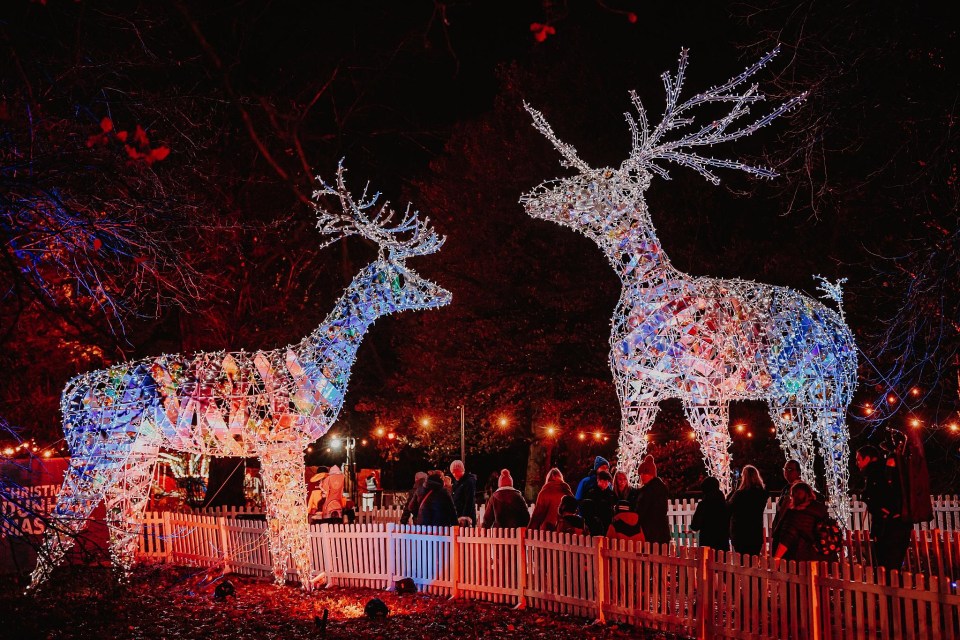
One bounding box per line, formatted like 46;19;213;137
353;495;960;537
134;514;960;638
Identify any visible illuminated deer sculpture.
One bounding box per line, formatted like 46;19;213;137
30;163;451;590
521;48;857;523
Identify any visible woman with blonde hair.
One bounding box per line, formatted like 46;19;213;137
527;467;573;531
726;465;769;555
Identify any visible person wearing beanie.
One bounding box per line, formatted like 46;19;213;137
528;468;574;531
607;500;645;541
400;471;429;525
449;459;478;527
633;455;671;545
690;476;730;551
575;456;610;500
582;469;616;535
556;495;586;536
481;469;531;528
415;471;458;527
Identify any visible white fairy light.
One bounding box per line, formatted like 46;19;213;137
522;48;856;525
30;162;451;590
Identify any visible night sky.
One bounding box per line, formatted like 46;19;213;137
1;1;957;494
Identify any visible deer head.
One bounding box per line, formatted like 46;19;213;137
313;162;452;315
521;47;806;235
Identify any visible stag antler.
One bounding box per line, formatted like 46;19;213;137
525;47;806;185
622;46;807;184
312;161;445;259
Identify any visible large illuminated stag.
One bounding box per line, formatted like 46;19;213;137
521;48;857;523
31;163;451;589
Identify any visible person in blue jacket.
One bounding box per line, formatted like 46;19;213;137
575;456;610;500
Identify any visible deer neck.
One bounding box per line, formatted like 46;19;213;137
290;266;392;438
581;205;677;284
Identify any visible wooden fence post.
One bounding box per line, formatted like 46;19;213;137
451;525;461;599
219;517;231;574
697;545;714;640
594;536;606;624
162;511;172;564
515;527;527;610
385;523;396;591
319;524;335;588
807;561;821;640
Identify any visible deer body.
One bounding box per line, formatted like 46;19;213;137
31;166;451;590
522;48;857;522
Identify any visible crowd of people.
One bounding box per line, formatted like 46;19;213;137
398;454;673;545
397;437;927;573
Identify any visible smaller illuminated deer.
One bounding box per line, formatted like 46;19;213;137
521;48;857;523
30;163;451;590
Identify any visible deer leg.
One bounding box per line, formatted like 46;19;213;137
29;449;124;589
258;445;313;589
767;402;817;484
811;406;852;526
683;402;733;494
103;441;161;580
615;404;660;486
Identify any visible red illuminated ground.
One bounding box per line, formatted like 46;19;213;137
0;564;691;639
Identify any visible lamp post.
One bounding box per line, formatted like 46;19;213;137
457;404;465;464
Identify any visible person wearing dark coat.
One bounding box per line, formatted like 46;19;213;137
575;456;610;500
481;469;531;528
770;459;803;552
633;455;671;545
415;472;458;527
528;468;573;531
856;444;912;571
450;459;478;527
400;471;428;525
555;495;587;536
727;464;769;555
582;471;616;536
690;476;730;551
772;482;832;562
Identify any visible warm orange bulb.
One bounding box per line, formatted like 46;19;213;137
387;432;396;440
887;395;898;405
499;417;509;428
910;418;921;429
688;431;696;440
375;427;386;437
578;432;586;441
864;407;875;416
420;417;431;428
949;424;959;433
593;431;602;441
911;387;921;397
546;426;557;437
735;424;746;433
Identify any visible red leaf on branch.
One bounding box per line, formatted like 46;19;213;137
92;238;102;251
124;144;144;160
148;146;171;162
100;117;113;133
627;12;638;23
116;131;128;142
133;125;150;147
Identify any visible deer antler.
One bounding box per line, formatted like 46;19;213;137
523;102;594;174
622;46;807;184
312;161;445;260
